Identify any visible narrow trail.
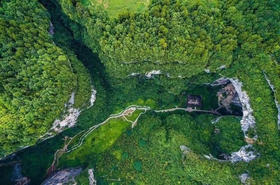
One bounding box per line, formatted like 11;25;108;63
154;107;221;115
48;105;220;172
66;105;150;153
46;135;80;176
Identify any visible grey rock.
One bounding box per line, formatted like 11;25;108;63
41;168;82;185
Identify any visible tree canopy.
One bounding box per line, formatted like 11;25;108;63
1;0;280;184
0;0;77;156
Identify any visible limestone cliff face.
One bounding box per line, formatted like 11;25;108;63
41;168;82;185
88;168;97;185
211;78;258;163
211;78;256;137
264;73;280;129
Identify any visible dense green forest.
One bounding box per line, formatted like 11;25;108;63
57;0;280;78
1;0;280;184
0;0;91;156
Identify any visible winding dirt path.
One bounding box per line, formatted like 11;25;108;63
66;105;150;153
48;105;220;173
154;107;221;115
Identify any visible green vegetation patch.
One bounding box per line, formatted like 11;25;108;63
211;116;245;156
92;0;150;17
0;0;76;157
92;113;241;184
68;51;92;109
59;110;144;167
2;0;280;183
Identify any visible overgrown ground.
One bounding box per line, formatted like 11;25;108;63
1;0;280;184
66;113;245;185
0;3;232;183
88;0;150;17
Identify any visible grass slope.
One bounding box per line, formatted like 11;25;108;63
91;0;150;17
59;109;144;167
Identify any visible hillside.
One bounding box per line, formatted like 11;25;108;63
0;0;280;184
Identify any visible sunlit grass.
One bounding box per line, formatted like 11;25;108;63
59;109;145;167
92;0;150;17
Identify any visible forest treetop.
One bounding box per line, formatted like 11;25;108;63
54;0;280;183
58;0;280;79
0;0;91;157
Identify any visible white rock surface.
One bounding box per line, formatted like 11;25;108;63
229;79;256;135
217;65;226;70
210;77;230;86
211;117;222;124
52;108;81;131
88;169;97;185
204;69;210;73
239;173;250;184
145;70;161;78
203;154;228;162
88;87;97;108
129;72;140;76
180;145;191;154
211;78;258;163
42;168;82;185
129;70;162;78
68;92;75;105
49;22;54;35
51;92;80;133
230;145;257;163
264;73;280;129
211;78;257;136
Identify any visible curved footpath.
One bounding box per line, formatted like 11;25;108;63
50;104;224;169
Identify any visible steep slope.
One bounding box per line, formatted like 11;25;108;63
0;0;90;157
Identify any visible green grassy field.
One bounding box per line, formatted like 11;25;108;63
59;109;145;167
92;0;150;17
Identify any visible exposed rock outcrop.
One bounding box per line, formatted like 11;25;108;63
211;117;222;124
41;168;82;185
216;83;241;113
210;78;258;162
230;79;256;137
264;73;280;129
49;22;54;35
51;92;81;133
180;145;191;155
230;145;257;163
88;87;97;108
129;70;162;78
88;168;97;185
239;173;250;184
145;70;161;78
211;78;256;137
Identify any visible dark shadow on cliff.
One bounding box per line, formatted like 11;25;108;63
0;1;114;185
40;0;111;91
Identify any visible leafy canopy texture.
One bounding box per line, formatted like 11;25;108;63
0;0;76;156
58;0;280;79
55;0;280;183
